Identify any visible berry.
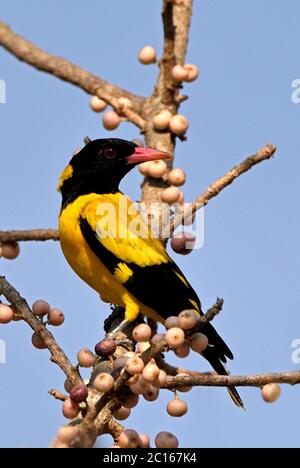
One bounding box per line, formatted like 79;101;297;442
137;342;151;353
167;168;186;186
153;110;172;130
0;304;14;324
167;397;188;417
138;46;156;64
160;186;181;204
169;114;189;135
183;63;199;82
151;333;165;346
70;384;88;403
0;242;20;260
77;348;95;368
142;361;160;383
113;356;129;370
139;434;150;448
113;406;131;421
152;369;167;388
133;323;152;342
102;111;120;130
32;300;50;317
93;372;115;393
62;398;80;420
90;96;107;112
155;431;179;448
178;309;199;330
139;161;151;176
95;339;116;357
171;232;195;255
174;341;190;358
261;383;281;403
118;429;140;448
122;393;139;409
165;327;185;349
48;308;65;326
165;316;179;329
125;356;144;375
31;332;47;349
143;385;159;401
130;376;149;395
171;65;189;82
189;333;209;353
147;160;168;179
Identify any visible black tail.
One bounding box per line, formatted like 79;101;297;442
201;323;245;409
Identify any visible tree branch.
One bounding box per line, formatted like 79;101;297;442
0;229;59;243
0;276;82;387
165;371;300;389
0;21;146;130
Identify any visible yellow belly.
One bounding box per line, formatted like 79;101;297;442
59;194;163;323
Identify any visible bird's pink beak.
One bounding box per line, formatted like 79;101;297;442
126;146;173;165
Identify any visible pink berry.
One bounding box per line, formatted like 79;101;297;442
130;376;149;395
165;316;179;329
174;341;190;358
261;383;281;403
189;333;209;353
165;327;185;349
77;348;96;368
167;397;188;417
125;356;145;375
169;115;189;135
90;96;107;112
139;161;151;176
171;65;189;82
113;406;131;421
62;398;80;419
138;46;156;64
0;304;14;324
102;111;120;130
32;300;50;317
0;242;20;260
137;342;150;353
93;372;115;393
160;186;181;204
143;385;159;401
153;110;172;130
118;429;140;448
122;393;139;409
171;232;195;255
183;63;199;82
70;384;88;403
151;333;166;346
133;323;152;342
178;309;199;330
31;332;47;349
142;361;160;383
167;168;186;186
155;431;179;448
48;308;65;326
139;434;150;448
147;160;168;179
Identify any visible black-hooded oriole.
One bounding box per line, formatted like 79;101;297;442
58;138;243;408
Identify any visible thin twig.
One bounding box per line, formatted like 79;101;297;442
0;276;82;387
169;144;277;235
165;371;300;389
0;21;145;130
0;229;59;243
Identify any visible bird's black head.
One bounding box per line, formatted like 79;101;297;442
58;138;171;208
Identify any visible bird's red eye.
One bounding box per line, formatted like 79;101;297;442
104;147;118;159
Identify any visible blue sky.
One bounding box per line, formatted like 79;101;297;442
0;0;300;448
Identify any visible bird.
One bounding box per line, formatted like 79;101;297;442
58;137;244;408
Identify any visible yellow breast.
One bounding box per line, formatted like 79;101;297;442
59;193;124;305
